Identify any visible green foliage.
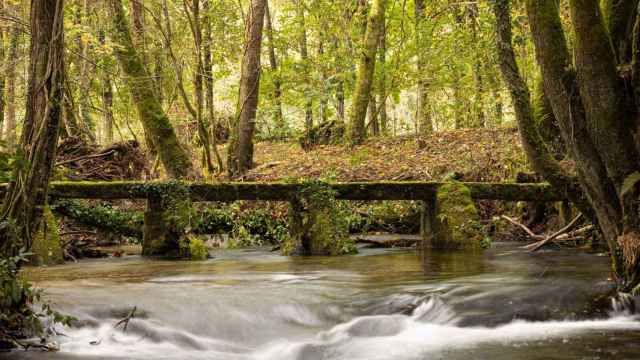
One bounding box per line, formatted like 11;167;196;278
284;180;357;255
349;149;370;167
1;251;74;349
52;200;144;241
186;236;209;260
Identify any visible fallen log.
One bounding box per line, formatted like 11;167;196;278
0;181;566;202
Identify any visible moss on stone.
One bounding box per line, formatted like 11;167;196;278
433;182;485;250
284;181;357;256
30;206;64;266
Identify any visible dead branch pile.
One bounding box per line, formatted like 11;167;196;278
56;137;147;180
500;214;594;251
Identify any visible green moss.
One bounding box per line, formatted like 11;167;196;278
30;206;64;266
433;182;485;250
284;181;357;256
187;236;209;260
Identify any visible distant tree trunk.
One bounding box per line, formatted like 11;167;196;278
0;0;65;256
296;0;313;133
451;67;464;129
318;39;329;124
98;30;114;144
4;21;18;148
349;0;386;145
227;0;266;176
107;0;195;179
264;0;285;130
468;3;485;128
75;0;96;143
102;78;114;145
414;0;432;134
203;0;224;171
368;94;379;135
378;18;387;134
189;0;215;174
333;37;345;124
486;61;504;127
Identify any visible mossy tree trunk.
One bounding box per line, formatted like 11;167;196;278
349;0;386;145
0;0;65;257
227;0;267;176
377;21;387;134
107;0;196;180
496;0;640;293
0;0;5;139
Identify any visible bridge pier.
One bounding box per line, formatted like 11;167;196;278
419;194;438;247
142;195;184;257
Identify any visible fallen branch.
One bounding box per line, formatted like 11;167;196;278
90;305;137;346
114;306;137;332
55;150;116;167
501;215;543;239
526;214;583;252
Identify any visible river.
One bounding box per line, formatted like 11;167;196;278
5;243;640;359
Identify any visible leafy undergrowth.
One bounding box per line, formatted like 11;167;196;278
214;128;529;182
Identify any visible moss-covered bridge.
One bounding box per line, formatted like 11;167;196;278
1;181;565;257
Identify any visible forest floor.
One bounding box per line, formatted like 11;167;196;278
214;127;529;183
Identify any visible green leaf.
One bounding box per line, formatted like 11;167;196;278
621;172;640;198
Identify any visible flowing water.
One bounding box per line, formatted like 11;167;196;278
5;243;640;359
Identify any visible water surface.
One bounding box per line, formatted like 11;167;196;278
6;243;640;359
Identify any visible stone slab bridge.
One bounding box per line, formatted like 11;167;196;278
1;181;566;255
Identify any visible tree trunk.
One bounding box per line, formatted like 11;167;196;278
378;18;387;134
318;39;329;124
0;0;65;256
264;0;285;130
0;0;5;139
107;0;195;179
349;0;386;145
203;0;224;171
468;3;485;128
98;30;114;145
296;0;313;133
368;94;379;136
498;0;640;292
189;0;215;174
227;0;266;176
4;21;19;148
414;0;432;134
